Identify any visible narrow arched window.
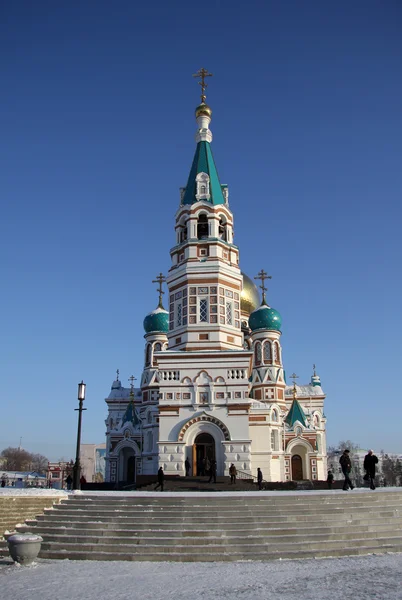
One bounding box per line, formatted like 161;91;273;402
145;344;151;366
273;342;280;364
263;341;272;363
272;409;278;422
154;343;161;352
255;342;262;366
197;214;209;239
219;217;227;241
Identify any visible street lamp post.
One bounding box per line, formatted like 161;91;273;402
72;381;86;490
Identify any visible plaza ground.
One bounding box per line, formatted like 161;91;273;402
1;554;402;600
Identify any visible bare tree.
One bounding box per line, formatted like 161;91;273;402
30;453;48;474
1;447;48;473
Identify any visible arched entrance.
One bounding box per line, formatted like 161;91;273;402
193;433;215;475
291;454;303;480
119;446;136;483
127;456;136;483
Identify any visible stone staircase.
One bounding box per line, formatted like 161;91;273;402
7;489;402;562
0;495;63;558
137;475;257;492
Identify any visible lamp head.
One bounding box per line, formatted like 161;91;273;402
78;381;86;401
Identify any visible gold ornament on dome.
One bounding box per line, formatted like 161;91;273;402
240;272;260;316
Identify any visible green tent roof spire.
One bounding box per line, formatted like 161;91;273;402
285;398;308;428
181;76;227;206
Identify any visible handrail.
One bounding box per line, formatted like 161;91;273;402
236;469;268;486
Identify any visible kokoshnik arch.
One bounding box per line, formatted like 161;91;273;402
104;69;327;486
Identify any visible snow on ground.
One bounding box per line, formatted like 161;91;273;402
0;488;68;497
0;554;402;600
2;487;402;498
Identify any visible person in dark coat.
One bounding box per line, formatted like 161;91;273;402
364;449;379;490
339;449;354;490
229;463;237;484
65;474;73;490
327;470;334;489
154;467;165;491
185;458;191;477
257;467;263;490
208;460;217;483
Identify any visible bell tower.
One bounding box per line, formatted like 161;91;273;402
166;69;243;351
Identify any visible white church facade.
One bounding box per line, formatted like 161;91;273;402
104;71;327;486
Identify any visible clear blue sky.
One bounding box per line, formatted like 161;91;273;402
1;1;401;460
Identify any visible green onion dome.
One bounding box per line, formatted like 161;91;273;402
249;301;282;332
143;305;169;334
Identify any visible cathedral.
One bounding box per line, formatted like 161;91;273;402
104;71;327;486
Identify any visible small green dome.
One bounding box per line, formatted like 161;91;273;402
249;303;282;332
143;306;169;334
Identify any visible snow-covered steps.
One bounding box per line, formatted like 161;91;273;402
13;489;402;562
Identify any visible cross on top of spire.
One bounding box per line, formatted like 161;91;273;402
289;372;299;399
152;273;166;308
193;67;213;103
313;364;316;376
116;368;120;382
254;269;272;303
128;375;136;397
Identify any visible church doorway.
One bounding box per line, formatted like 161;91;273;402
193;433;215;475
127;456;136;483
291;454;303;480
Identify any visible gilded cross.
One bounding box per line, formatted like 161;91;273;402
193;67;213;103
313;364;316;376
152;272;166;307
128;375;136;394
289;372;299;399
116;368;120;381
254;269;272;303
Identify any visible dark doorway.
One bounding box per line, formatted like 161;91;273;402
291;454;303;480
193;433;215;475
127;456;136;482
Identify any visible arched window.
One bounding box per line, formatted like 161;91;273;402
197;214;209;239
154;343;161;352
145;344;151;366
218;217;227;241
271;409;278;422
179;224;188;243
273;342;280;364
147;411;153;424
263;341;272;363
255;342;262;366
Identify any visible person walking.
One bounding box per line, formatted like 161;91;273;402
257;467;263;490
327;470;334;489
185;458;191;477
339;449;354;490
229;463;237;484
65;474;73;490
208;459;217;483
364;449;379;490
154;467;165;491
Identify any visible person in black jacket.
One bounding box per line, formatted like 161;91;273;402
364;449;379;490
208;460;217;483
339;449;354;490
257;467;263;490
154;467;165;491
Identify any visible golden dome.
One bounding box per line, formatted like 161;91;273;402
195;103;212;119
241;272;260;316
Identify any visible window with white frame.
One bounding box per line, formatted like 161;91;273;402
271;429;279;451
226;301;233;325
176;302;182;327
263;341;272;363
199;298;208;322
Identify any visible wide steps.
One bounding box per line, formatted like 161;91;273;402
5;490;402;562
